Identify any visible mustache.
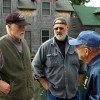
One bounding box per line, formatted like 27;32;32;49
57;33;62;35
20;32;25;34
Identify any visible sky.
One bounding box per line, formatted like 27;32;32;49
85;0;100;7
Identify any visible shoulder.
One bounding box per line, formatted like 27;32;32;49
0;35;7;41
0;35;8;46
36;38;54;54
40;38;54;48
68;36;74;40
91;59;100;76
42;38;53;45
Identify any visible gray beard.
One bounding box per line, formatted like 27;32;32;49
54;33;67;41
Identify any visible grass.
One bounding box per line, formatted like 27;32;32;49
40;85;46;100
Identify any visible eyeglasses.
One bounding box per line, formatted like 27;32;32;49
54;27;64;30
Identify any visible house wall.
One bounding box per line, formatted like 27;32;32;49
69;12;100;38
0;0;72;52
31;1;71;52
0;0;18;35
69;12;83;38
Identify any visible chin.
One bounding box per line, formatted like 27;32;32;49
79;57;86;63
56;36;66;41
78;56;82;60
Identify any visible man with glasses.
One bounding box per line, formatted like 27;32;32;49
32;17;86;100
69;30;100;100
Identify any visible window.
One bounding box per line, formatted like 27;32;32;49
42;2;50;15
41;29;50;43
25;31;32;51
3;0;11;13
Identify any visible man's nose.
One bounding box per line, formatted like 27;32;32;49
57;28;61;32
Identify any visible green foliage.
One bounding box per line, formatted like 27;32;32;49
31;52;46;100
79;74;86;92
69;0;90;5
40;84;46;100
31;51;36;61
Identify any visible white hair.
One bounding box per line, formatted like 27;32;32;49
6;25;9;33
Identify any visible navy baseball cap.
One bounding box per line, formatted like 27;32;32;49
6;12;30;26
69;30;100;48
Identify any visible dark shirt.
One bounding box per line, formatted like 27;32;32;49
55;37;68;58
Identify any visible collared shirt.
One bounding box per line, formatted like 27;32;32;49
32;37;86;99
82;54;100;100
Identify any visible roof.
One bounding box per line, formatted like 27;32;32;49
18;0;36;9
73;5;100;26
56;0;74;11
93;8;100;14
17;0;73;11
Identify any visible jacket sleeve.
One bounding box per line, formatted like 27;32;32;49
32;45;46;78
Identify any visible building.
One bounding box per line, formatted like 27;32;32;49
0;0;74;52
69;5;100;38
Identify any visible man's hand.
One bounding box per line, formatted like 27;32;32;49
0;80;11;94
39;78;48;90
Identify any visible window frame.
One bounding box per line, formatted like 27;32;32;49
41;29;50;43
41;2;51;16
2;0;11;14
25;31;32;52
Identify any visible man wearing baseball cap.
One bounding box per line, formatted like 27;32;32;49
0;12;40;100
6;12;30;26
69;30;100;100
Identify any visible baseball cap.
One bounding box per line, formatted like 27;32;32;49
69;30;100;48
6;12;30;26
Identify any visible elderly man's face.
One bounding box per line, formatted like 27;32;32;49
75;45;89;63
8;24;26;42
53;20;69;41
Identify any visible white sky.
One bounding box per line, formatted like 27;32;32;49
85;0;100;7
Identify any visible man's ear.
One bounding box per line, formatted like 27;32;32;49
66;25;69;32
7;24;11;29
67;25;69;29
85;48;89;57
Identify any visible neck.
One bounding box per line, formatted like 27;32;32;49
55;36;68;42
86;52;100;64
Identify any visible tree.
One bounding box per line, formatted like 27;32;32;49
69;0;90;5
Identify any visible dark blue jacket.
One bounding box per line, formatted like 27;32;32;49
82;54;100;100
